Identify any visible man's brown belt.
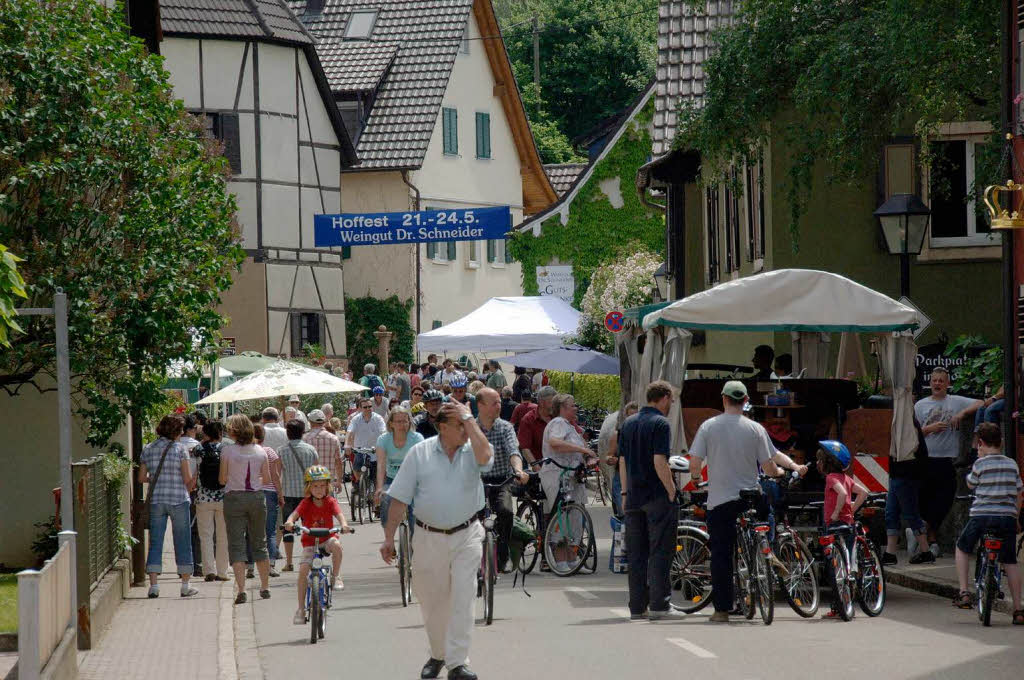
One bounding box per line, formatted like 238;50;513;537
415;518;476;535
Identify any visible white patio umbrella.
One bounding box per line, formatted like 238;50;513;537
195;359;364;404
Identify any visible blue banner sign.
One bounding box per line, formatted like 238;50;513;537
314;205;512;247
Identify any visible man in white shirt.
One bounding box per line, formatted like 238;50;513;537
345;396;387;486
261;407;289;453
914;366;983;555
440;359;464;387
287;395;309;431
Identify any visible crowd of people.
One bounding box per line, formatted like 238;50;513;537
140;354;1024;680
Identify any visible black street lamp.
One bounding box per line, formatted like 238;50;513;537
652;262;669;303
873;193;931;299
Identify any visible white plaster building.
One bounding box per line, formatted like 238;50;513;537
159;0;359;357
289;0;557;351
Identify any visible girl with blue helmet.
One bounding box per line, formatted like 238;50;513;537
817;440;870;618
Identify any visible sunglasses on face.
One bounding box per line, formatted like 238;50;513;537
362;405;372;410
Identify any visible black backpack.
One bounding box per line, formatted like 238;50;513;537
198;442;224;491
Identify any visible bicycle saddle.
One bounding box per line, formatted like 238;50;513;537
739;487;762;503
668;456;690;473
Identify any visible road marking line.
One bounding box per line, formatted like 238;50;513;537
565;586;598;600
666;637;717;659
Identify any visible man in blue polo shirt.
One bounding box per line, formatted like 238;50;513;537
618;380;684;621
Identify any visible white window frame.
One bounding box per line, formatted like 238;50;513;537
465;240;480;269
425;206;452;264
491;239;506;268
926;134;1001;249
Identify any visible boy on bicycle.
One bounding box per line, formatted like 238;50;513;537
952;423;1023;623
283;466;352;624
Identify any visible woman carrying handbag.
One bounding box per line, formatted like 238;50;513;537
138;414;198;598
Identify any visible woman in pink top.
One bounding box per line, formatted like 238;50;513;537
254;424;284;576
219;414;272;604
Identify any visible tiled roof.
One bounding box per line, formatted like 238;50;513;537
544;163;588;198
317;40;399;93
161;0;314;45
652;0;735;157
289;0;473;170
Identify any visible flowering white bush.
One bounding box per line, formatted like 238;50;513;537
577;250;661;352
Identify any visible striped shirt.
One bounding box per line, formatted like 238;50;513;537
140;438;191;506
277;440;319;498
260;447;279;492
304;427;343;487
967;453;1023;517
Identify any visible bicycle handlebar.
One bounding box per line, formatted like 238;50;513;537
281;525;355;535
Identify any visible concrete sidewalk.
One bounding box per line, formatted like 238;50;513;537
77;530;263;680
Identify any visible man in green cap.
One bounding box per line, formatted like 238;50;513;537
688;380;781;623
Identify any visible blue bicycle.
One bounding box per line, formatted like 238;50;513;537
287;525;354;643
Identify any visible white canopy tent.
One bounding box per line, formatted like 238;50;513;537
623;269;921;461
195;359;364;405
640;269;919;332
416;296;582;353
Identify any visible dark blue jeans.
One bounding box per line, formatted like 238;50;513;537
707;499;744;613
147;501;193;575
885;476;924;536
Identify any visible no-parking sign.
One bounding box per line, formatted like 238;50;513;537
604;311;625;333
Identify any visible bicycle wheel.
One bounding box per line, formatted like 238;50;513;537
515;500;540;574
543;503;595;576
775;535;819;617
349;476;359;523
753;548;775;625
856;539;886;617
595;469;608;506
830;546;854;621
734;547;754;620
309;574;321;644
399;522;412;607
317;577;327;640
671;529;713;613
979;561;996;627
483;531;496;625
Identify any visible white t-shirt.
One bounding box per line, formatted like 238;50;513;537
914;394;978;459
262;422;289;453
597;411;620;457
689;414;774;510
346;412;387;451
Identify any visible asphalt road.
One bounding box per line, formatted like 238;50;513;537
251;502;1023;680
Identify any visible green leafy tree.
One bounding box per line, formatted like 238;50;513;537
0;0;243;445
0;244;26;347
499;0;657;141
344;295;415;378
674;0;1002;247
517;79;582;164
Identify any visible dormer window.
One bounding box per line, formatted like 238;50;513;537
344;10;379;39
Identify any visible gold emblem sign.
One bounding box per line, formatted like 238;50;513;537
983;179;1024;229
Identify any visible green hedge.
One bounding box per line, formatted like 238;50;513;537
547;370;620;410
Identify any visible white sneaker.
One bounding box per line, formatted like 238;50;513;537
293;609;306;625
334;580;345;590
147;584;159;598
930;543;942;558
649;606;688;622
905;528;919;557
555;561;569;572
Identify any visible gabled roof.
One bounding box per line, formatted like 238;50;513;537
652;0;735;157
289;0;475;170
290;0;557;214
317;40;398;93
161;0;314;45
519;82;655;232
159;0;358;167
544;163;588;198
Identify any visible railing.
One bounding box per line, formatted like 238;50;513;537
72;455;122;590
18;531;77;680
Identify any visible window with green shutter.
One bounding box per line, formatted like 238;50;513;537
426;242;436;259
504;239;513;263
447;241;457;259
475;112;491;159
486;240;496;262
442;108;458;155
341;246;352;259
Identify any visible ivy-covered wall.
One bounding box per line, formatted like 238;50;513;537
344;295;415;377
509;96;665;307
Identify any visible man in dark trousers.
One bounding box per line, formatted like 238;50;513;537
618;380;685;621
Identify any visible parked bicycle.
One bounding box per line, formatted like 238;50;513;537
769;471;820;618
284;524;355;644
813;493;887;621
513;471;545;575
585;436;609;506
732;487;776;625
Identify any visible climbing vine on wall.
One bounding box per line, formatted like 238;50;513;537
508;97;665;308
344;295;414;377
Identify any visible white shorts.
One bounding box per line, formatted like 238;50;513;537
299;537;341;565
